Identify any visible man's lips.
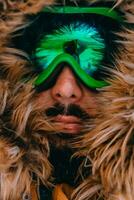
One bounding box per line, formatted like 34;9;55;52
54;115;80;123
52;115;82;134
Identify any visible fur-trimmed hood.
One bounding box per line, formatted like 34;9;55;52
0;0;134;200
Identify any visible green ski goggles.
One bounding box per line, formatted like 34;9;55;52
34;6;123;89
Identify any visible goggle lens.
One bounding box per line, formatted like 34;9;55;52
33;6;123;89
34;23;107;88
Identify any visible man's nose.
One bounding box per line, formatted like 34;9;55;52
51;66;82;104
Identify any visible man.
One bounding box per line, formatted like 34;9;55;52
0;0;134;200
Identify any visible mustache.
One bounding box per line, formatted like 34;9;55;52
45;103;90;120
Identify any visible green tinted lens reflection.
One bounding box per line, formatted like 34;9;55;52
35;23;105;77
33;6;123;88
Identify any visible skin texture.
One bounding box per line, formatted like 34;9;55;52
35;65;98;135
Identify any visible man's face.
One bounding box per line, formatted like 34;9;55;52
16;6;121;146
34;65;98;137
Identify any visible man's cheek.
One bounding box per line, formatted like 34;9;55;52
81;90;99;116
33;90;55;110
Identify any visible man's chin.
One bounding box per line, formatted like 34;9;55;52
48;131;81;149
56;132;78;139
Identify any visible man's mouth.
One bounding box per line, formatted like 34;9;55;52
52;115;82;135
45;103;89;135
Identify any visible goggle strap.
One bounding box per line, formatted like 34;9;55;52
42;6;123;22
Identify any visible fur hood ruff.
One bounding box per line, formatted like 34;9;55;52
0;0;134;200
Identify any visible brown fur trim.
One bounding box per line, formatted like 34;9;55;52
0;0;54;14
0;0;134;200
